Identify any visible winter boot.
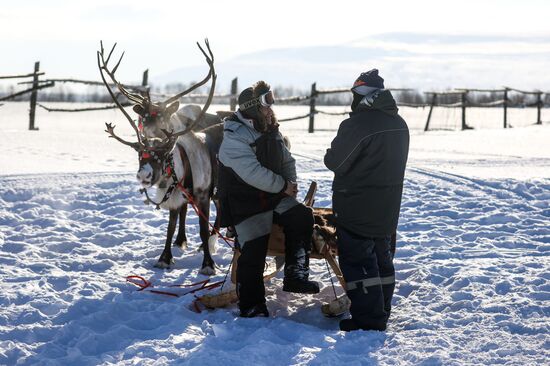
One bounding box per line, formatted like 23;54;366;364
339;318;387;332
283;255;319;294
239;303;269;318
339;318;361;331
283;277;320;294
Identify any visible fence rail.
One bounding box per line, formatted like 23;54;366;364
0;81;55;102
37;102;132;112
18;78;146;91
0;72;45;80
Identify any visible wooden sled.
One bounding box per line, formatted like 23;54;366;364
198;182;350;316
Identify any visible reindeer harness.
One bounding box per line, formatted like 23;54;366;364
140;144;192;209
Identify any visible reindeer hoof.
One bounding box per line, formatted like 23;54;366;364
175;241;188;250
199;266;216;276
154;259;174;269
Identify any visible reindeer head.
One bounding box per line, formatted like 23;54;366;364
99;39;217;188
135;138;176;188
132;102;178;140
103;123;176;188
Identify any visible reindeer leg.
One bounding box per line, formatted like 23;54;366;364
198;197;216;275
173;204;188;249
207;199;220;256
213;199;221;237
155;209;178;269
210;199;221;252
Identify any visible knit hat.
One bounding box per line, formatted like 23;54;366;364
351;69;385;95
238;81;272;111
238;87;256;111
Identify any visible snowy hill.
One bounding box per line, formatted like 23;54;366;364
152;32;550;91
0;102;549;365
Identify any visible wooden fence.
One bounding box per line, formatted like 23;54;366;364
0;62;54;130
1;62;548;132
423;88;547;131
275;85;549;132
0;62;238;129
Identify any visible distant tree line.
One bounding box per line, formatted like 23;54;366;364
0;82;547;107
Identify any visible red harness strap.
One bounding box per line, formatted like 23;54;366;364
126;275;224;298
174;145;234;248
176;183;235;248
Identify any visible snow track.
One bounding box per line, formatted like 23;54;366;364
1;104;548;364
1;164;548;365
388;168;549;365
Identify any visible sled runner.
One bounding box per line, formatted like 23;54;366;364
198;182;351;316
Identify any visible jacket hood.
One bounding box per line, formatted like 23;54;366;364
352;89;399;116
224;110;255;131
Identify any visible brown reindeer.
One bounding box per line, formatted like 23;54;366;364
98;39;223;274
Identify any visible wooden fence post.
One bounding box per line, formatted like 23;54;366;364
536;92;542;125
308;82;317;133
503;88;509;129
424;93;436;131
142;69;149;88
461;91;468;130
230;77;238;111
28;61;40;130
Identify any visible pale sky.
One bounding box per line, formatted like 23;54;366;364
1;0;549;82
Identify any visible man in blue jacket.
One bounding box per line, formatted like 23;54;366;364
324;69;409;331
218;81;319;318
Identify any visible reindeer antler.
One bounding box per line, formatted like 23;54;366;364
104;122;142;150
162;39;215;106
99;39;216;151
97;41;143;145
157;39;217;147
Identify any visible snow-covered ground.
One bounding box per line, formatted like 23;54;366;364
1;102;549;365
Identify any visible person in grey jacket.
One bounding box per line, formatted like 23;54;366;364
324;69;409;331
218;81;319;318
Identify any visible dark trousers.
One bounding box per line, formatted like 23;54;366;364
274;204;314;278
337;227;395;329
236;204;314;311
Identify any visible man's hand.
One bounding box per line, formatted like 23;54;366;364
284;181;298;198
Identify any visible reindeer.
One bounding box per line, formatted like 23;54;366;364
98;40;223;275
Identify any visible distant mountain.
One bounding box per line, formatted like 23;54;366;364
349;32;550;46
151;33;550;92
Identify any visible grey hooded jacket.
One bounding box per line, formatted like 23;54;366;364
218;111;299;244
